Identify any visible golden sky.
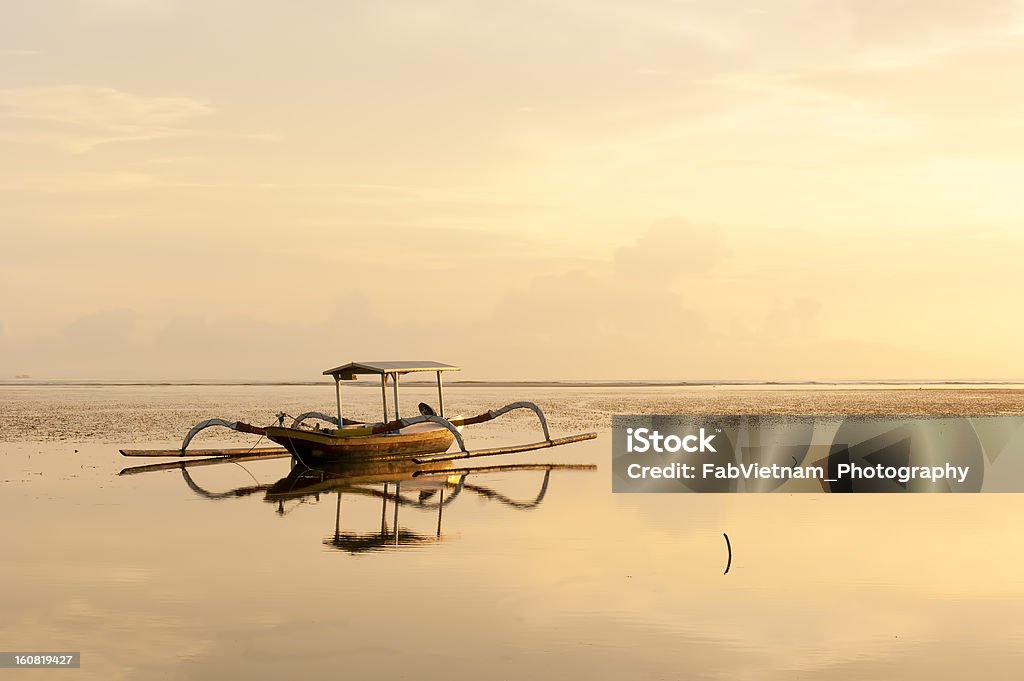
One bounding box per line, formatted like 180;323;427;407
1;0;1023;380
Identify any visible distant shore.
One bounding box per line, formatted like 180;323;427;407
3;378;1024;389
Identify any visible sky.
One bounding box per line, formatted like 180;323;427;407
1;0;1023;381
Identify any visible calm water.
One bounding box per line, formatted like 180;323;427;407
3;385;1024;680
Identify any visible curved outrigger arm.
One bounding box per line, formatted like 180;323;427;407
453;401;552;442
289;411;339;428
362;415;469;452
368;401;554;453
180;409;366;452
179;418;267;453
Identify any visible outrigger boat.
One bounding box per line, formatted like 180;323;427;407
120;360;597;466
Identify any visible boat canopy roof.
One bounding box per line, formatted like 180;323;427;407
323;361;461;381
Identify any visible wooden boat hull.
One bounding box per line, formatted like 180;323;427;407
264;422;455;462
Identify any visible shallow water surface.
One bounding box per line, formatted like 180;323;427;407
2;385;1024;680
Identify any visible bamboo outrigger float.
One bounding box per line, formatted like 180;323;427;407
119;360;597;466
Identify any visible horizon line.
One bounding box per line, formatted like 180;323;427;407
3;378;1024;388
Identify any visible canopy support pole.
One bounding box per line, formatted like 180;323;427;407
393;373;401;420
436;371;445;418
334;376;343;428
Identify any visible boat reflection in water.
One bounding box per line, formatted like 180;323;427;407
125;456;596;553
281;460;594;553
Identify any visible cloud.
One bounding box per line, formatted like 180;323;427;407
0;217;820;380
786;43;1024;122
840;0;1021;45
79;0;172;12
758;41;1024;166
1;217;1020;381
0;285;960;381
764;298;822;339
0;171;190;193
614;219;727;282
0;85;214;152
60;309;142;360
